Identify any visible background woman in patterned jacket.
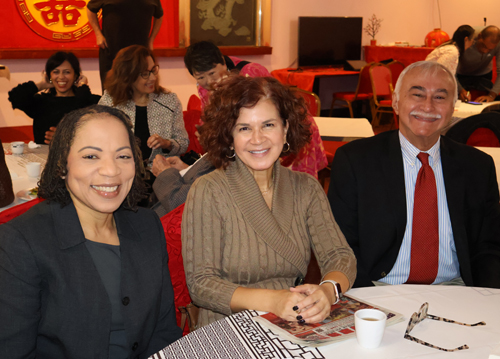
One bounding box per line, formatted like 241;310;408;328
99;45;189;165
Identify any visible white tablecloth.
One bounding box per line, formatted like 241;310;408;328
314;117;374;141
152;285;500;359
1;143;48;212
453;101;500;120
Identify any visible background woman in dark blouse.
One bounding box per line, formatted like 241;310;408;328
8;51;100;144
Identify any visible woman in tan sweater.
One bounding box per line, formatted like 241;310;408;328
182;76;356;327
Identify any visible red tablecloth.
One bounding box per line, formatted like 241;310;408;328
364;46;434;67
271;68;359;92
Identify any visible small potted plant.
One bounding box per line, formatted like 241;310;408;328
364;14;383;46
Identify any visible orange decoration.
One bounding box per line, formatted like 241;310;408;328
425;28;450;48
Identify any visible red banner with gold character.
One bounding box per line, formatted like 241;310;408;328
2;0;178;50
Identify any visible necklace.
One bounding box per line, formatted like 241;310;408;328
260;182;274;195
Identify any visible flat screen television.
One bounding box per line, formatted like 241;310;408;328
298;17;363;68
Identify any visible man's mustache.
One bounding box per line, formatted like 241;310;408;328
409;111;442;119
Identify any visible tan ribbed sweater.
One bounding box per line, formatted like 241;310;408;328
182;157;356;327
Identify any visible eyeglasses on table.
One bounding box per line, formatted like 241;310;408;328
404;302;486;352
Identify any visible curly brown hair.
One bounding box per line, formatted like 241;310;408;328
38;105;147;209
104;45;167;105
200;76;312;169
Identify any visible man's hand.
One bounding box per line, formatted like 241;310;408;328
147;134;172;150
165;156;189;171
151;155;189;177
151;155;171;177
459;89;471;102
476;93;496;103
44;127;57;144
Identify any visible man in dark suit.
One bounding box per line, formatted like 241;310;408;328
328;61;500;288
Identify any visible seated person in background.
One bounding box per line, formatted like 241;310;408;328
456;25;500;102
150;154;214;217
99;45;188;165
8;51;100;144
183;41;328;178
182;76;356;328
148;41;269;215
328;61;500;289
0;105;181;358
0;139;14;208
184;40;271;108
425;25;475;74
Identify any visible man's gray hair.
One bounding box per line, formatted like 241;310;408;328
393;61;458;104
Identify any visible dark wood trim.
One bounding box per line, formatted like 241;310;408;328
0;46;272;60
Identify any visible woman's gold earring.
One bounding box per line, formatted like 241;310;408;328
226;147;236;158
283;142;290;153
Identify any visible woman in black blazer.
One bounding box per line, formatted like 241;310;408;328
0;105;181;358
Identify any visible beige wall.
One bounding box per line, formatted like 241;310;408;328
1;0;499;127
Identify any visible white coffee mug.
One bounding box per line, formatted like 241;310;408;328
355;308;387;349
26;162;41;177
11;141;25;155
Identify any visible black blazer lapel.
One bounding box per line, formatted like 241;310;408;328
51;202;87;250
440;136;471;281
381;131;407;243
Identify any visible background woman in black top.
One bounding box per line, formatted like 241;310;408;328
8;51;100;144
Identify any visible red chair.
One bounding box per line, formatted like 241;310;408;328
370;63;394;127
329;62;374;118
446;112;500;147
387;60;405;89
160;203;195;336
295;88;321;116
187;94;202;112
183;110;204;155
0;198;44;225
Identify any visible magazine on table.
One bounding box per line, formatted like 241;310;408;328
252;294;404;347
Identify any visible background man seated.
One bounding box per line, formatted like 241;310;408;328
457;25;500;102
328;61;500;288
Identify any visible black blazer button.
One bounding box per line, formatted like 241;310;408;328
122;297;130;306
132;342;138;351
381;272;387;277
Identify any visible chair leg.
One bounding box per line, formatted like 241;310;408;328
369;100;376;124
330;98;337;117
347;101;354;118
372;109;381;127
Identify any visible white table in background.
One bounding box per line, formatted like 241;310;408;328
1;143;48;213
314;117;374;141
475;146;500;193
453;101;500;120
152;285;500;359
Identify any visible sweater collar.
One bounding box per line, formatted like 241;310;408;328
225;156;308;275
